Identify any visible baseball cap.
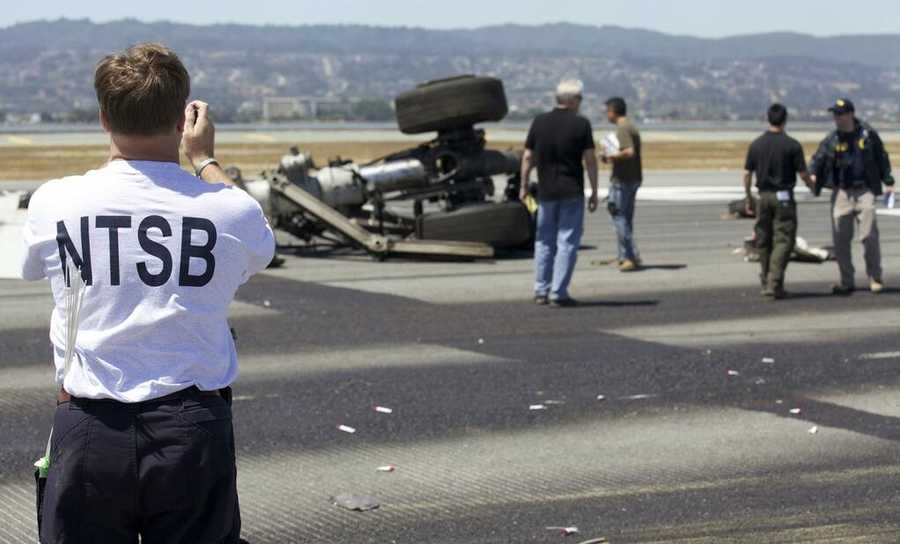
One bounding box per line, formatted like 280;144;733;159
828;98;855;115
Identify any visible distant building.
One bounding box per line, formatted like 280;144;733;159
261;96;356;121
314;98;354;119
262;97;307;121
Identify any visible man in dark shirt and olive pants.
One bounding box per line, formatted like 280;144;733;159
520;79;599;307
743;104;814;299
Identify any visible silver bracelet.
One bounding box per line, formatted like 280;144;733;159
195;158;219;178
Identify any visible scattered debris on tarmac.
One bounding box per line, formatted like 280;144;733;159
620;394;658;401
546;526;579;536
333;494;380;512
338;425;357;434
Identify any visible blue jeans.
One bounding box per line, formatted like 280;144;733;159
534;197;585;300
609;181;641;261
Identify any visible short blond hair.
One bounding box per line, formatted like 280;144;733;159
94;43;190;136
555;79;584;103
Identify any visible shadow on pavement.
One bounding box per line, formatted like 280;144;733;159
740;394;900;443
633;264;688;271
561;300;660;308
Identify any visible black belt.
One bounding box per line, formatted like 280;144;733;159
58;385;228;405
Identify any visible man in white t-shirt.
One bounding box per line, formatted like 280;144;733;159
21;43;274;543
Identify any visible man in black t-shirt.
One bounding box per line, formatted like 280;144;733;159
520;79;599;307
743;103;814;299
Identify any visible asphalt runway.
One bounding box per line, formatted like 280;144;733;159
2;191;900;542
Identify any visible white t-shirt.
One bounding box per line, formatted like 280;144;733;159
20;160;276;402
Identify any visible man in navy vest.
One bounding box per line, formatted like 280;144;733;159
810;99;894;295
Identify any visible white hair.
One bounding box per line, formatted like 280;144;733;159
555;79;584;103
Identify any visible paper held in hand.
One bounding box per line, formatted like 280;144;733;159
601;132;620;156
63;262;88;377
36;262;88;477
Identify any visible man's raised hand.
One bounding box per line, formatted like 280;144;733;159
182;100;216;168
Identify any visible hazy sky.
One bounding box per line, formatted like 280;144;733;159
2;0;898;37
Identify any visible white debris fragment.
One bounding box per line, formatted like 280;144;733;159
727;370;740;376
620;394;658;401
263;299;272;307
596;395;606;401
775;399;784;404
333;494;380;512
761;357;775;364
544;400;566;405
529;404;547;411
338;425;357;434
546;526;579;536
859;351;900;360
477;338;485;345
808;426;819;435
376;465;396;472
754;378;767;385
374;406;393;414
789;408;802;415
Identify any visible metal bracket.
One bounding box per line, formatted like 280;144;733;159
273;179;493;259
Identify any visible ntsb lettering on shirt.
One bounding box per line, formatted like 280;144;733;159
19;160;275;402
55;214;218;287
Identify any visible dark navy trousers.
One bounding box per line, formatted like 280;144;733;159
39;387;241;543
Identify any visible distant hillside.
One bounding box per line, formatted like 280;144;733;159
2;19;899;122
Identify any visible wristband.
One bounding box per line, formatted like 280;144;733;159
195;158;219;178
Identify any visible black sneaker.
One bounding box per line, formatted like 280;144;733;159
551;297;579;308
762;285;787;299
534;295;549;305
832;284;855;296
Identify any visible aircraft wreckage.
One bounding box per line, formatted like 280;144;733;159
227;76;533;260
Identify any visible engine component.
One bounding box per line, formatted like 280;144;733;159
314;167;366;207
358;160;429;193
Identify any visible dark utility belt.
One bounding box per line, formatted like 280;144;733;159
838;179;868;189
57;385;230;405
